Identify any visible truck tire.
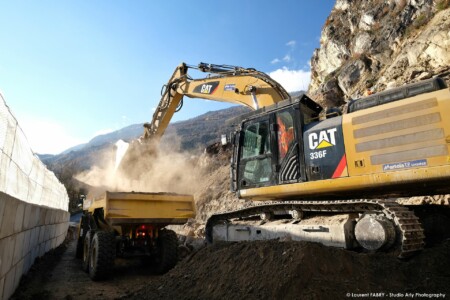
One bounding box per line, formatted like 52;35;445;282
154;229;178;274
82;230;95;272
88;231;115;281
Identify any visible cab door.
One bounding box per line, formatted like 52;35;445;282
275;107;304;184
238;116;276;189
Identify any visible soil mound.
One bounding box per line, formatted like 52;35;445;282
125;240;450;300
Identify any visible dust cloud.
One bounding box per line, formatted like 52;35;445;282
75;138;203;197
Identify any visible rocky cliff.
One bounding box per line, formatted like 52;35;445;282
309;0;450;108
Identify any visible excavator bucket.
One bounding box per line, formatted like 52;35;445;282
115;138;158;179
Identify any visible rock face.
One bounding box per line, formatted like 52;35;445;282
309;0;450;108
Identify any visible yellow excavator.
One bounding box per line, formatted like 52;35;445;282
120;62;450;259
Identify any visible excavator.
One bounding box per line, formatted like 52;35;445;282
119;62;450;258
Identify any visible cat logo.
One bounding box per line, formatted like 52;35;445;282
308;128;337;150
193;81;219;95
200;84;213;94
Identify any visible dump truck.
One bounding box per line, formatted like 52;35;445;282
76;191;195;280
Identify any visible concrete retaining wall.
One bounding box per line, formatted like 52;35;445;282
0;192;69;300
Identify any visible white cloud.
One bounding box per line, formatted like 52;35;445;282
268;67;311;92
271;58;281;64
283;55;291;62
17;116;85;154
286;40;296;47
92;128;114;137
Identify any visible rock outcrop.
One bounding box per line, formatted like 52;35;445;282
309;0;450;108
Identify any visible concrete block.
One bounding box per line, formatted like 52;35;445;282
0;236;15;277
29;228;37;250
50;210;56;224
60;233;66;244
13;202;25;233
53;210;60;224
55;224;61;237
22;203;32;230
44;225;50;242
56;235;64;246
29;205;36;228
12;232;25;266
51;224;56;239
58;224;63;239
0;197;17;239
32;227;39;248
22;230;31;259
60;223;67;237
23;253;32;275
45;240;51;253
51;225;56;240
2;268;15;300
0;195;6;228
31;246;38;263
33;206;41;227
38;243;45;257
0;276;4;300
44;209;51;225
38;226;45;244
61;212;66;223
39;208;46;226
47;225;53;240
61;223;67;236
13;259;24;292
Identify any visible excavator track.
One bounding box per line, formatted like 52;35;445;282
205;199;424;258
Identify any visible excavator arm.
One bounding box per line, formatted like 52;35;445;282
116;62;290;176
143;62;290;140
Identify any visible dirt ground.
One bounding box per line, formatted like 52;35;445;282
124;240;450;300
12;230;450;300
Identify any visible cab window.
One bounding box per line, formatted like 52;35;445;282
276;111;295;161
239;120;273;186
242;122;270;159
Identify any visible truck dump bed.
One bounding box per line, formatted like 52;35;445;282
83;191;195;226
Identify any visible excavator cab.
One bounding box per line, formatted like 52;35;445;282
231;94;323;193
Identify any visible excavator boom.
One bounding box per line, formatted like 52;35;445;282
116;62;292;176
144;62;291;141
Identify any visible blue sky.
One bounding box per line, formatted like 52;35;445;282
0;0;335;154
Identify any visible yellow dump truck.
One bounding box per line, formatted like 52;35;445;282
76;191;195;280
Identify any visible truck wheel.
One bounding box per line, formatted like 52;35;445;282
82;230;95;272
154;229;178;274
88;231;115;281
